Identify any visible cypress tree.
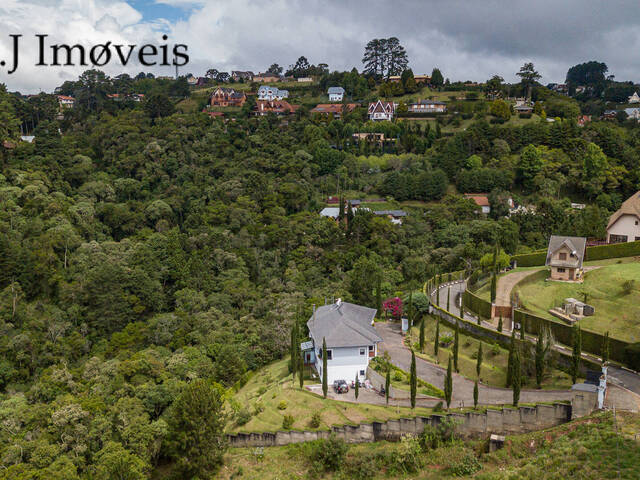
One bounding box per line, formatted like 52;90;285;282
535;326;548;389
322;338;328;398
507;328;516;387
290;323;298;380
476;342;483;378
434;317;440;358
445;355;453;408
385;367;391;405
473;380;479;408
419;318;425;352
490;272;497;303
408;289;414;327
436;276;440;306
453;321;459;372
446;286;451;311
497;316;503;332
602;331;610;364
512;346;521;406
410;350;417;409
298;349;304;389
572;324;582;384
520;322;525;340
376;273;382;317
354;372;359;400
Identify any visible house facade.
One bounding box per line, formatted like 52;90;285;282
310;103;357;119
606;191;640;243
628;91;640;104
209;87;247;107
407;99;446;113
231;71;254;82
464;194;491;214
254;73;281;83
307;300;381;384
545;235;586;281
257;85;289;101
368;100;396;121
253;99;297;116
328;87;345;102
57;95;75;108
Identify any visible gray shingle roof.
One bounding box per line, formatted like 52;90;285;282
307;301;381;348
328;87;345;94
374;210;407;217
545;235;586;268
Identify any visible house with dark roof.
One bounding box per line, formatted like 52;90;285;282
209;87;246;107
328;86;345;102
307;299;382;384
545;235;587;282
606;191;640;243
374;210;407;225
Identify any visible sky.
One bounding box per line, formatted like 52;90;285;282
1;0;639;93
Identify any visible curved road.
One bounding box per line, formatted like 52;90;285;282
376;322;574;407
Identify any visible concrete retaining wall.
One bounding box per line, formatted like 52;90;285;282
227;402;574;447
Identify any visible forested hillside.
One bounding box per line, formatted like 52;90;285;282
0;70;639;478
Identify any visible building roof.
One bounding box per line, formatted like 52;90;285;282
320;207;340;218
545;235;587;268
310;103;358;114
328;86;345;95
57;95;74;101
374;210;407;217
607;190;640;229
368;100;395;114
307;300;381;348
463;194;490;207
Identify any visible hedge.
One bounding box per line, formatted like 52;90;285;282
514;309;629;364
511;240;640;268
462;289;492;319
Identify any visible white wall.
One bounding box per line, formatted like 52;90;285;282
312;339;377;384
607;214;640;242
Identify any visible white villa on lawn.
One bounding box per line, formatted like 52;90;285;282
607;190;640;243
307;299;382;384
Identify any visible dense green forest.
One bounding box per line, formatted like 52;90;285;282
0;65;639;478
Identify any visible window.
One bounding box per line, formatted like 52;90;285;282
369;345;374;352
359;370;365;376
559;253;567;260
326;350;332;360
557;268;566;273
610;234;628;243
359;348;366;355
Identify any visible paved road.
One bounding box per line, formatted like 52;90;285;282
376;322;574;407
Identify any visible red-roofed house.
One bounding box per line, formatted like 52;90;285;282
57;95;75;108
464;194;491;214
253;99;298;116
310;103;358;119
368;100;395;121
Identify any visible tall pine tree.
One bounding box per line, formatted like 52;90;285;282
410;350;417;409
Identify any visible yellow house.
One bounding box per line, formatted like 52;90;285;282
545;235;587;281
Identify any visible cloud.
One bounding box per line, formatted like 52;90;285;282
1;0;640;93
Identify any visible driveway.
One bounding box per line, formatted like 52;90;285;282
376;322;574;407
495;269;542;307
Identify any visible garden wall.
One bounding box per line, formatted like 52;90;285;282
227;402;576;447
462;289;492;319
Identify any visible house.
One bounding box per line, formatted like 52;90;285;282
389;74;430;84
602;110;618;120
606;191;640;243
231;71;254;82
545;235;587;281
464;194;491;214
57;95;75;108
624;108;640;121
186;75;198;86
368;100;395;121
307;299;382;384
209;87;247;107
253;99;297;116
310;103;357;119
577;115;591;127
352;132;387;145
407;99;446;114
254;73;281;83
319;207;340;219
328;87;345;102
514;104;533;114
257;85;289;101
628;91;640;104
297;77;313;83
373;210;407;225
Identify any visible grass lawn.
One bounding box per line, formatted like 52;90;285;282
229;358;434;434
407;316;573;390
516;260;640;342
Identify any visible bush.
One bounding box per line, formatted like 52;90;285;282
394;436;424;473
447;450;482;476
624;343;640;371
491;343;501;357
282;414;294;430
277;400;287;410
433;401;444;412
235;408;252;426
342;454;379;480
622;279;635;295
307;434;348;472
309;411;321;428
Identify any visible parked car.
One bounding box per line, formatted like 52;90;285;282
333;379;349;394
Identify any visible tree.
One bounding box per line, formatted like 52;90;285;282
490;272;497;303
419;318;425;352
535;326;550;389
512;346;521;406
94;442;147;480
384;37;409;77
290;323;298;381
446;286;451;311
322;337;328;398
354;372;359;401
205;68;219;79
497;316;503;332
453;321;459;372
298;349;304;389
444;355;453;408
434;317;440;358
473;380;479;408
516;62;542;98
362;39;385;78
431;68;444;88
572;324;582;384
385;367;391;405
484;74;504;97
507;328;516;387
566;61;608;95
410;349;417;408
362;38;409;79
0;85;20;145
167;380;227;477
517;144;544;191
602;331;610;364
476;342;483;378
267;63;283;75
489;99;511;121
143;92;174;122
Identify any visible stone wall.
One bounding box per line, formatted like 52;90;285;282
227;401;574;448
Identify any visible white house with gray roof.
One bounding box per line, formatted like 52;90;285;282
328;87;345;102
257;85;289;101
307;299;382;384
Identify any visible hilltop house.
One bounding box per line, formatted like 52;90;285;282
545;235;587;281
209;87;246;107
368;100;396;121
310;103;357;119
407;99;446;113
231;71;254;82
624;108;640;121
628;92;640;104
57;95;75;108
307;299;382;384
328;87;345;102
253;99;297;116
606;191;640;243
464;194;491;214
257;85;289;101
254;73;281;83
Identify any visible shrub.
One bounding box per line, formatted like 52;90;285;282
622;279;635;295
393;371;404;382
257;386;267;395
394;435;424;473
307;434;348;472
491;343;501;357
433;401;444;412
447;449;482;476
309;411;321;428
277;400;287;410
235;408;252;426
252;401;264;415
342;453;379;480
282;414;294;430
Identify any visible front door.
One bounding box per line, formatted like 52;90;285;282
569;269;574;280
